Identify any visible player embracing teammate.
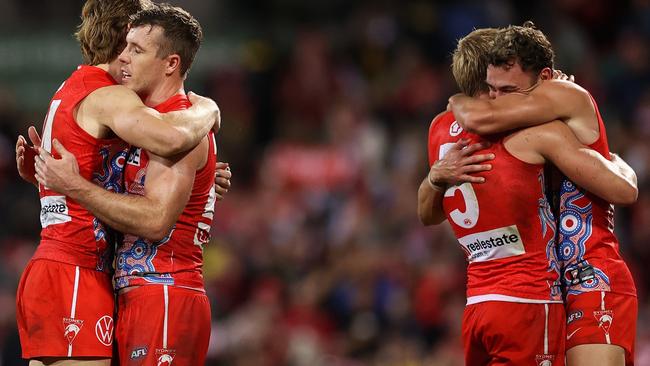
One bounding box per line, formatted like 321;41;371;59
421;23;638;366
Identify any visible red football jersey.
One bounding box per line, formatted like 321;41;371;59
557;95;636;297
428;111;562;304
35;65;128;272
114;94;217;291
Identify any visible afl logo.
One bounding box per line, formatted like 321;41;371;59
95;315;114;346
450;121;463;136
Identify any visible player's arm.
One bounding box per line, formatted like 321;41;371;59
89;86;219;157
528;121;638;205
418;139;493;225
449;81;578;135
34;139;203;241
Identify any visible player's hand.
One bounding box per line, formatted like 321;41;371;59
215;162;231;201
34;139;81;195
428;138;494;188
187;91;221;134
552;69;575;83
16;133;38;187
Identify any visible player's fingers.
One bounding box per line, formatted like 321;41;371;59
34;157;46;178
462;142;491;155
463;164;492;173
215;192;224;201
16;135;26;150
28;126;42;147
459;174;486;184
569;75;575;82
215;177;231;189
452;138;471;150
217;169;232;179
52;139;72;158
462;153;495;165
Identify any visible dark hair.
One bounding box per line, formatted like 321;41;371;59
488;21;555;74
75;0;152;65
130;3;203;76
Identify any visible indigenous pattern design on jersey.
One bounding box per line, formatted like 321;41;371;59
558;95;636;297
114;94;217;291
428;111;561;303
35;65;128;271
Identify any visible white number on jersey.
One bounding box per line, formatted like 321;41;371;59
439;142;479;228
42;99;62;153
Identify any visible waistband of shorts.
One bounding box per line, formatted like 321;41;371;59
34;240;110;272
118;284;206;304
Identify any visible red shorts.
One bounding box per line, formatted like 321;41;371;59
116;285;211;365
565;291;637;365
16;259;115;359
462;301;565;366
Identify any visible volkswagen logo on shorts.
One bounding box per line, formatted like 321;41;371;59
95;315;114;346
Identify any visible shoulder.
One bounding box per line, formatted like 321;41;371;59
428;110;456;137
86;85;142;108
514;119;573;145
535;80;591;104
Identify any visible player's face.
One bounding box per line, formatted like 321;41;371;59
485;62;538;99
118;25;169;96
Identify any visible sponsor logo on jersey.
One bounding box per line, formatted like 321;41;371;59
156;349;176;366
449;121;463;136
535;354;555;366
131;346;148;359
594;310;613;334
127;148;142;166
40;195;71;228
95;315;114;346
457;225;525;262
63;318;84;345
567;310;583;324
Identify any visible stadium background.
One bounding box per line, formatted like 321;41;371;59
0;0;649;364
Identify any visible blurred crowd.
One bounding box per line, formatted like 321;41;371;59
1;0;650;365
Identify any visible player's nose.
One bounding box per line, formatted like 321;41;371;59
118;46;129;64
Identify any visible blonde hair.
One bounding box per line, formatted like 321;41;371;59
75;0;153;65
451;28;498;97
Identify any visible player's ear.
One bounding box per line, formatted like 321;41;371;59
165;54;181;76
539;67;553;80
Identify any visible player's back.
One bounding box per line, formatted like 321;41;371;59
428;111;561;304
115;94;217;291
36;65;128;272
558;95;636;297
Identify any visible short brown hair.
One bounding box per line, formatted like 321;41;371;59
452;28;498;97
489;21;555;74
130;3;203;77
75;0;152;65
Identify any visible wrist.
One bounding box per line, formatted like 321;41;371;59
426;172;446;192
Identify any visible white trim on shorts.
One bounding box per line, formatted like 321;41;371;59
466;294;563;305
68;266;80;357
163;284;169;349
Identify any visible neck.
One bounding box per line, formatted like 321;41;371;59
94;60;122;82
141;75;185;107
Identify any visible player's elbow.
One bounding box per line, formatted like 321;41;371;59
613;185;638;206
142;218;175;242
